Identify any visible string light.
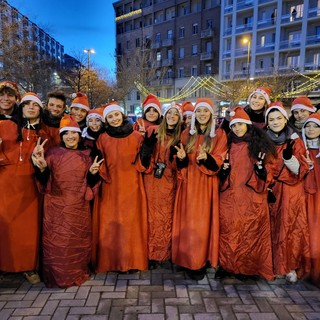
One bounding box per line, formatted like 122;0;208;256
135;73;320;102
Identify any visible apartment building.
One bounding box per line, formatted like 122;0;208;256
220;0;320;88
0;0;64;88
113;0;221;112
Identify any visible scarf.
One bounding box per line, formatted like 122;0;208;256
105;120;133;138
41;109;62;128
265;126;293;145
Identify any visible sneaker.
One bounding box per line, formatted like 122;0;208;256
24;271;41;284
285;270;297;284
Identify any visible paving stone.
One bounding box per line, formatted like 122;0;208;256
52;306;69;320
59;299;86;307
178;305;207;313
75;286;90;299
124;305;151;314
0;308;14;320
165;305;179;320
23;316;51;320
235;313;251;320
40;300;59;315
232;304;259;313
12;307;42;316
31;294;50;308
254;298;273;312
138;314;164;320
271;304;295;320
249;313;278;320
96;299;111;315
180;314;194;320
112;298;138;307
138;291;151;306
69;307;96;315
203;298;219;312
127;286;139;299
220;305;237;320
194;313;222;320
152;298;164;313
86;292;101;307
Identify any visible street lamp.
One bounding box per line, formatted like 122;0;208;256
83;49;95;105
242;38;251;79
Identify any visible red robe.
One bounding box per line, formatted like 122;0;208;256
38;147;97;288
172;128;227;270
40;123;61;150
269;137;311;277
0;120;44;272
304;149;320;287
143;126;178;261
219;141;274;280
92;130;148;272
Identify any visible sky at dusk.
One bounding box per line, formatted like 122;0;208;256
7;0;116;77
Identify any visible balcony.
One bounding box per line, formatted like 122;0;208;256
237;0;254;11
224;4;233;14
200;52;213;60
306;34;320;46
162;39;173;47
162;58;173;66
256;42;275;53
304;63;320;71
152;60;162;68
222;50;232;58
235;23;253;34
257;18;276;29
201;28;214;38
151;41;162;49
308;7;320;18
279;39;301;50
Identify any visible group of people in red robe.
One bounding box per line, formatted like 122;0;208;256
0;80;319;289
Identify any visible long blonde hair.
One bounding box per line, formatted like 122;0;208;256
157;116;182;148
185;116;215;153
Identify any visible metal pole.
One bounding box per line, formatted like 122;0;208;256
247;40;251;79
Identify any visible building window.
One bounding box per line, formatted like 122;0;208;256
192;23;198;35
178;67;184;78
206;42;212;53
127;92;132;100
207;19;213;29
179;27;185;38
136;91;141;100
287;55;300;68
260;35;265;47
179;47;185;59
167;68;173;78
167;49;173;59
155;33;161;42
316;26;320;38
259;59;264;69
156;51;161;61
167;29;173;39
205;63;212;74
192;44;198;55
191;65;198;76
135;38;140;47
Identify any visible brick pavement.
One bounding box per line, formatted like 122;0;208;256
1;263;320;320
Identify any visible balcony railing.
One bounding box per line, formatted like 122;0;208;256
306;34;320;45
256;42;275;53
308;7;320;18
200;52;213;60
162;58;173;66
235;23;253;34
201;28;214;38
151;41;161;49
237;0;254;11
161;39;173;47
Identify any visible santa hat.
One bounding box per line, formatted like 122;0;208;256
20;92;43;108
59;114;81;134
248;87;271;105
302;113;320;158
0;80;21;100
142;94;162;115
229;106;252;127
164;102;183;120
291;96;316;113
70;92;89;112
103;102;123;119
265;101;289;121
190;98;216;137
86;107;105;125
182;101;195;116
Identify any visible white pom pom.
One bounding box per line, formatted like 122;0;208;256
230;111;236;117
71;93;77;99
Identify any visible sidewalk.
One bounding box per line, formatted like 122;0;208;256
1;264;320;320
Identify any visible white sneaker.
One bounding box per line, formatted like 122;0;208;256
285;270;297;284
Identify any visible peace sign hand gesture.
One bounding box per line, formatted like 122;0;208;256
174;143;186;160
89;156;104;175
32;137;48;159
196;144;207;163
254;152;267;181
301;150;314;170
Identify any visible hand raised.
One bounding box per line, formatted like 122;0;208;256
33;137;48;159
174;143;186;160
196;144;207;162
89;156;104;175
